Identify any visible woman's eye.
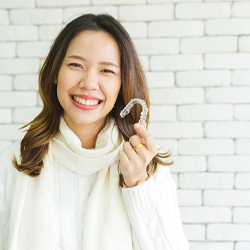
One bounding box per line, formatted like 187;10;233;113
69;63;82;68
102;69;114;74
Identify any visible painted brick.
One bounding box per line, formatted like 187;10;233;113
177;190;202;206
121;22;147;38
205;53;250;69
205;0;249;1
235;173;250;189
146;72;174;88
0;26;37;41
148;122;203;139
205;121;250;138
39;25;63;41
0;92;37;107
171;173;178;187
0;0;35;8
180;207;231;223
204;190;250;206
178;105;233;121
149;0;202;2
92;0;145;4
119;4;173;21
0;125;25;140
181;37;237;54
206;87;250;104
14;75;39;90
64;6;118;23
37;0;90;7
206;19;250;35
17;42;51;58
234;105;250;120
134;38;179;55
38;95;43;107
189;242;234;250
150;88;204;104
232;70;250;86
0;109;12;123
13;107;42;123
139;56;149;71
233;2;250;17
176;70;231;87
183;225;205;241
179;173;234;189
150;55;203;71
239;36;250;52
150;105;176;121
235;242;250;250
233;208;250;223
10;9;62;25
236;139;250;155
0;59;39;74
208;156;250;172
207;224;250;241
179;139;234;155
0;76;12;90
0;43;16;58
0;141;12;152
0;10;9;24
148;21;204;37
176;3;231;19
170;156;207;172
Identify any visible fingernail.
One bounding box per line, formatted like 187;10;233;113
134;123;141;130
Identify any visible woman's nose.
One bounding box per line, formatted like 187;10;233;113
79;71;99;90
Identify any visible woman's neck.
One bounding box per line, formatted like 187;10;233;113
63;116;106;149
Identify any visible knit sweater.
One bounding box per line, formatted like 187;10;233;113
0;123;188;249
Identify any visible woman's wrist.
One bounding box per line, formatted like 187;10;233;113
123;173;149;188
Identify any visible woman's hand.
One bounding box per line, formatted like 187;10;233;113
119;123;158;187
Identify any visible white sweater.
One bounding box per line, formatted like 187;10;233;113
0;120;188;250
0;144;188;250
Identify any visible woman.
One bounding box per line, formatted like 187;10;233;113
0;14;188;249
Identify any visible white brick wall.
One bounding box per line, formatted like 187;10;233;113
0;1;249;249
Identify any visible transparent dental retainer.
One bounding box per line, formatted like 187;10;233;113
120;98;148;124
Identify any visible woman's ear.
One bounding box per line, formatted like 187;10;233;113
54;78;58;84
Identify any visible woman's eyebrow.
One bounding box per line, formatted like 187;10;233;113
67;55;86;61
99;61;119;68
67;55;119;68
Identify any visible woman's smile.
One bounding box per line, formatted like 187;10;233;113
70;94;103;110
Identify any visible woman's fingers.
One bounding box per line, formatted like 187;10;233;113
134;123;158;155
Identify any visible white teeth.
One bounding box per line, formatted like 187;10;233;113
73;96;99;106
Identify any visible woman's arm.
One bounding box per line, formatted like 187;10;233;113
122;165;188;250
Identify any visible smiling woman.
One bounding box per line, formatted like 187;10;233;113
0;14;188;249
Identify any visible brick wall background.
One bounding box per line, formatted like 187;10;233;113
1;0;250;249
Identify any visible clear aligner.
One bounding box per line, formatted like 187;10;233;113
120;98;148;124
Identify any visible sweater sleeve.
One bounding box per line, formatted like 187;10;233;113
0;143;19;250
122;165;189;250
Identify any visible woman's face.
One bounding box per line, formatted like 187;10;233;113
55;30;121;130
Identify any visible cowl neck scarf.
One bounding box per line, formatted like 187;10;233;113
8;117;133;250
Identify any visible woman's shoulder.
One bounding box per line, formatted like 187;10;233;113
152;164;174;186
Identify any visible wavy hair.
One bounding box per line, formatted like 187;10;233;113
13;14;172;185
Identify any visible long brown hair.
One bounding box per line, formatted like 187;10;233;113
13;14;172;184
